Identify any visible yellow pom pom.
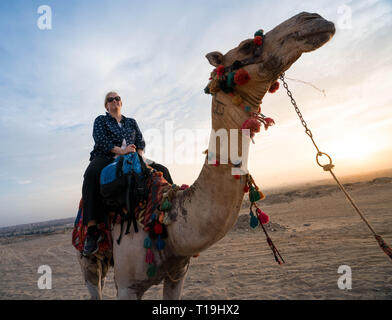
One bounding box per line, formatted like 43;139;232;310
259;191;265;201
208;79;221;94
232;95;243;106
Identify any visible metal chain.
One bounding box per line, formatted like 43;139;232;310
280;73;334;170
279;73;392;261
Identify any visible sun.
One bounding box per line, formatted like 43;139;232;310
328;134;382;161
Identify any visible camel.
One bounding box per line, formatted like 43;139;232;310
77;12;335;300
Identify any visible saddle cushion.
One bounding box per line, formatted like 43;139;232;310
72;169;171;254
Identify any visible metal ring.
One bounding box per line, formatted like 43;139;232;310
316;152;333;168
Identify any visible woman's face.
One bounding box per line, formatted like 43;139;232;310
105;92;122;114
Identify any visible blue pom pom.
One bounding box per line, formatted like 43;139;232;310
249;211;259;229
156;235;165;250
144;236;152;249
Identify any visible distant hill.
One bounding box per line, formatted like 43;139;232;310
0;217;75;238
2;168;391;238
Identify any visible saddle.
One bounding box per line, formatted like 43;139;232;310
100;152;151;240
72;165;171;255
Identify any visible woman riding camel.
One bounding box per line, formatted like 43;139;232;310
82;91;172;256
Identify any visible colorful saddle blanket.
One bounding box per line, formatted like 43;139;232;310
72;170;171;254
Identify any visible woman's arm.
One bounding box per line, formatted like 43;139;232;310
93;116;115;153
111;145;136;155
132;119;146;151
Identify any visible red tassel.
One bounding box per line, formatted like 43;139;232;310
153;222;163;235
234;69;251;85
242;118;261;134
257;209;270;224
268;81;280;93
146;248;154;264
254;36;263;46
216;65;225;76
263;117;275;130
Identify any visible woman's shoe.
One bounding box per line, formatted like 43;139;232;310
82;227;102;256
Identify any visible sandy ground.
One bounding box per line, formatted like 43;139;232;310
1;178;391;300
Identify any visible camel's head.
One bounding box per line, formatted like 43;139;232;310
206;12;335;105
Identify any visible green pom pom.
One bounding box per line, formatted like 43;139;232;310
249;187;261;202
144;236;152;249
226;71;236;88
249;211;259;228
147;264;157;278
254;29;264;37
160;199;172;211
244;105;251;112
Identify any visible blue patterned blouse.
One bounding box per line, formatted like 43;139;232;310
89;112;145;161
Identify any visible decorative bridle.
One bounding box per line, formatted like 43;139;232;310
203;29;285;265
204;29;279;141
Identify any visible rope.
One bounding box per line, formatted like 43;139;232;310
280;73;392;262
284;76;326;96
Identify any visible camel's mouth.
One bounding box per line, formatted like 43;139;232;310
299;21;336;49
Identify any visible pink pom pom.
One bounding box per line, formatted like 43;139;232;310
241;118;261;134
257;210;270;224
146;248;154;264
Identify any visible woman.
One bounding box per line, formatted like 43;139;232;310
82;91;173;256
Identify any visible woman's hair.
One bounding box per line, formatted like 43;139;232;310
104;91;118;110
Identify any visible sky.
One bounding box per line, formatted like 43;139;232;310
0;0;391;227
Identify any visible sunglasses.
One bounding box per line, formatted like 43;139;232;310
106;96;121;103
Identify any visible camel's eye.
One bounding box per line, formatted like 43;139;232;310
239;40;253;54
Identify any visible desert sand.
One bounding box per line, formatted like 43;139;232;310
0;177;391;300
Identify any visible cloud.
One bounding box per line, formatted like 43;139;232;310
0;0;391;226
17;180;32;185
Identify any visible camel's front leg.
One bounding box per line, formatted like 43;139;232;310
162;260;190;300
117;286;144;300
163;275;186;300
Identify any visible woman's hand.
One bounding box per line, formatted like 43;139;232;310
111;144;137;155
123;144;136;154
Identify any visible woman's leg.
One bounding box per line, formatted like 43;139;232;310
82;157;113;226
82;157;112;256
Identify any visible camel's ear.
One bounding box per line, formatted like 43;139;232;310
206;51;224;67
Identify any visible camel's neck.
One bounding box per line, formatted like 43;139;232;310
167;92;253;257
